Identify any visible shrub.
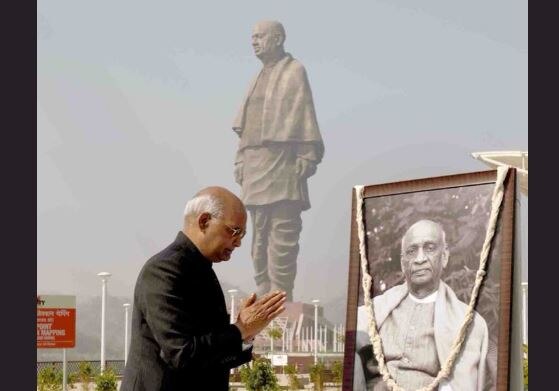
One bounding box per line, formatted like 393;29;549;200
310;361;325;391
94;368;118;391
284;363;301;390
67;372;78;389
77;362;96;390
37;365;62;391
239;358;280;391
331;360;343;384
37;365;77;391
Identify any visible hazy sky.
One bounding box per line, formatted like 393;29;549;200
37;0;527;305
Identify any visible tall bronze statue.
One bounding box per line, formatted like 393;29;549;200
232;20;324;301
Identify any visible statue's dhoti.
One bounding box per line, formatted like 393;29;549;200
249;201;302;301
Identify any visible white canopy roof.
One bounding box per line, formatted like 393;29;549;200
471;151;528;195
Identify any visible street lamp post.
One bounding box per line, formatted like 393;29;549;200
62;348;67;391
312;299;320;364
123;303;131;365
227;289;238;324
97;272;112;372
227;289;238;377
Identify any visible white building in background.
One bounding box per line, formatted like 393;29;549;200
250;301;344;354
471;151;528;195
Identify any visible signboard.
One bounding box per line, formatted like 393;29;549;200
270;354;288;366
37;295;76;348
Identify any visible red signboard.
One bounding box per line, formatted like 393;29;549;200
37;295;76;349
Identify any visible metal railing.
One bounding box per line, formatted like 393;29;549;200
37;282;528;379
37;360;125;376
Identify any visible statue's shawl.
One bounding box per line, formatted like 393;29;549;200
233;53;324;163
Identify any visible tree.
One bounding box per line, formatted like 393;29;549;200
266;323;283;353
336;332;345;345
239;358;280;391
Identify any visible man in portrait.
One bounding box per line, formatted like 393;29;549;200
232;20;324;301
354;219;489;390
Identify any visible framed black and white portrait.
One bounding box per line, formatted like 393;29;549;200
342;169;517;391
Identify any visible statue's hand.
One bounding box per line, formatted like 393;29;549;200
295;157;316;178
234;162;244;185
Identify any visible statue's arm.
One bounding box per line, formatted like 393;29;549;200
294;144;319;178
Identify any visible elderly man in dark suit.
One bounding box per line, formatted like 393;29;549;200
121;186;287;390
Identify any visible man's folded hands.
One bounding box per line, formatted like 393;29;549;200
234;291;286;341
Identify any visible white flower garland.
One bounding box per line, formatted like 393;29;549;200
354;166;509;391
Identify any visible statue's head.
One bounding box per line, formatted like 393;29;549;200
251;20;286;60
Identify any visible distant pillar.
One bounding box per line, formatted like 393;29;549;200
97;272;112;372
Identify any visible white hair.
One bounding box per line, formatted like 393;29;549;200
183;194;224;221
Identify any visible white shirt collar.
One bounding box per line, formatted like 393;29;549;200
408;289;438;303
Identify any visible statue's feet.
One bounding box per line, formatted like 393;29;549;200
256;281;271;297
257;281;293;302
270;283;293;302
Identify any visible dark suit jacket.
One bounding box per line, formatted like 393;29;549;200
120;232;252;391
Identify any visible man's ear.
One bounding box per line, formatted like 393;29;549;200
274;34;285;47
198;212;212;232
442;245;449;269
